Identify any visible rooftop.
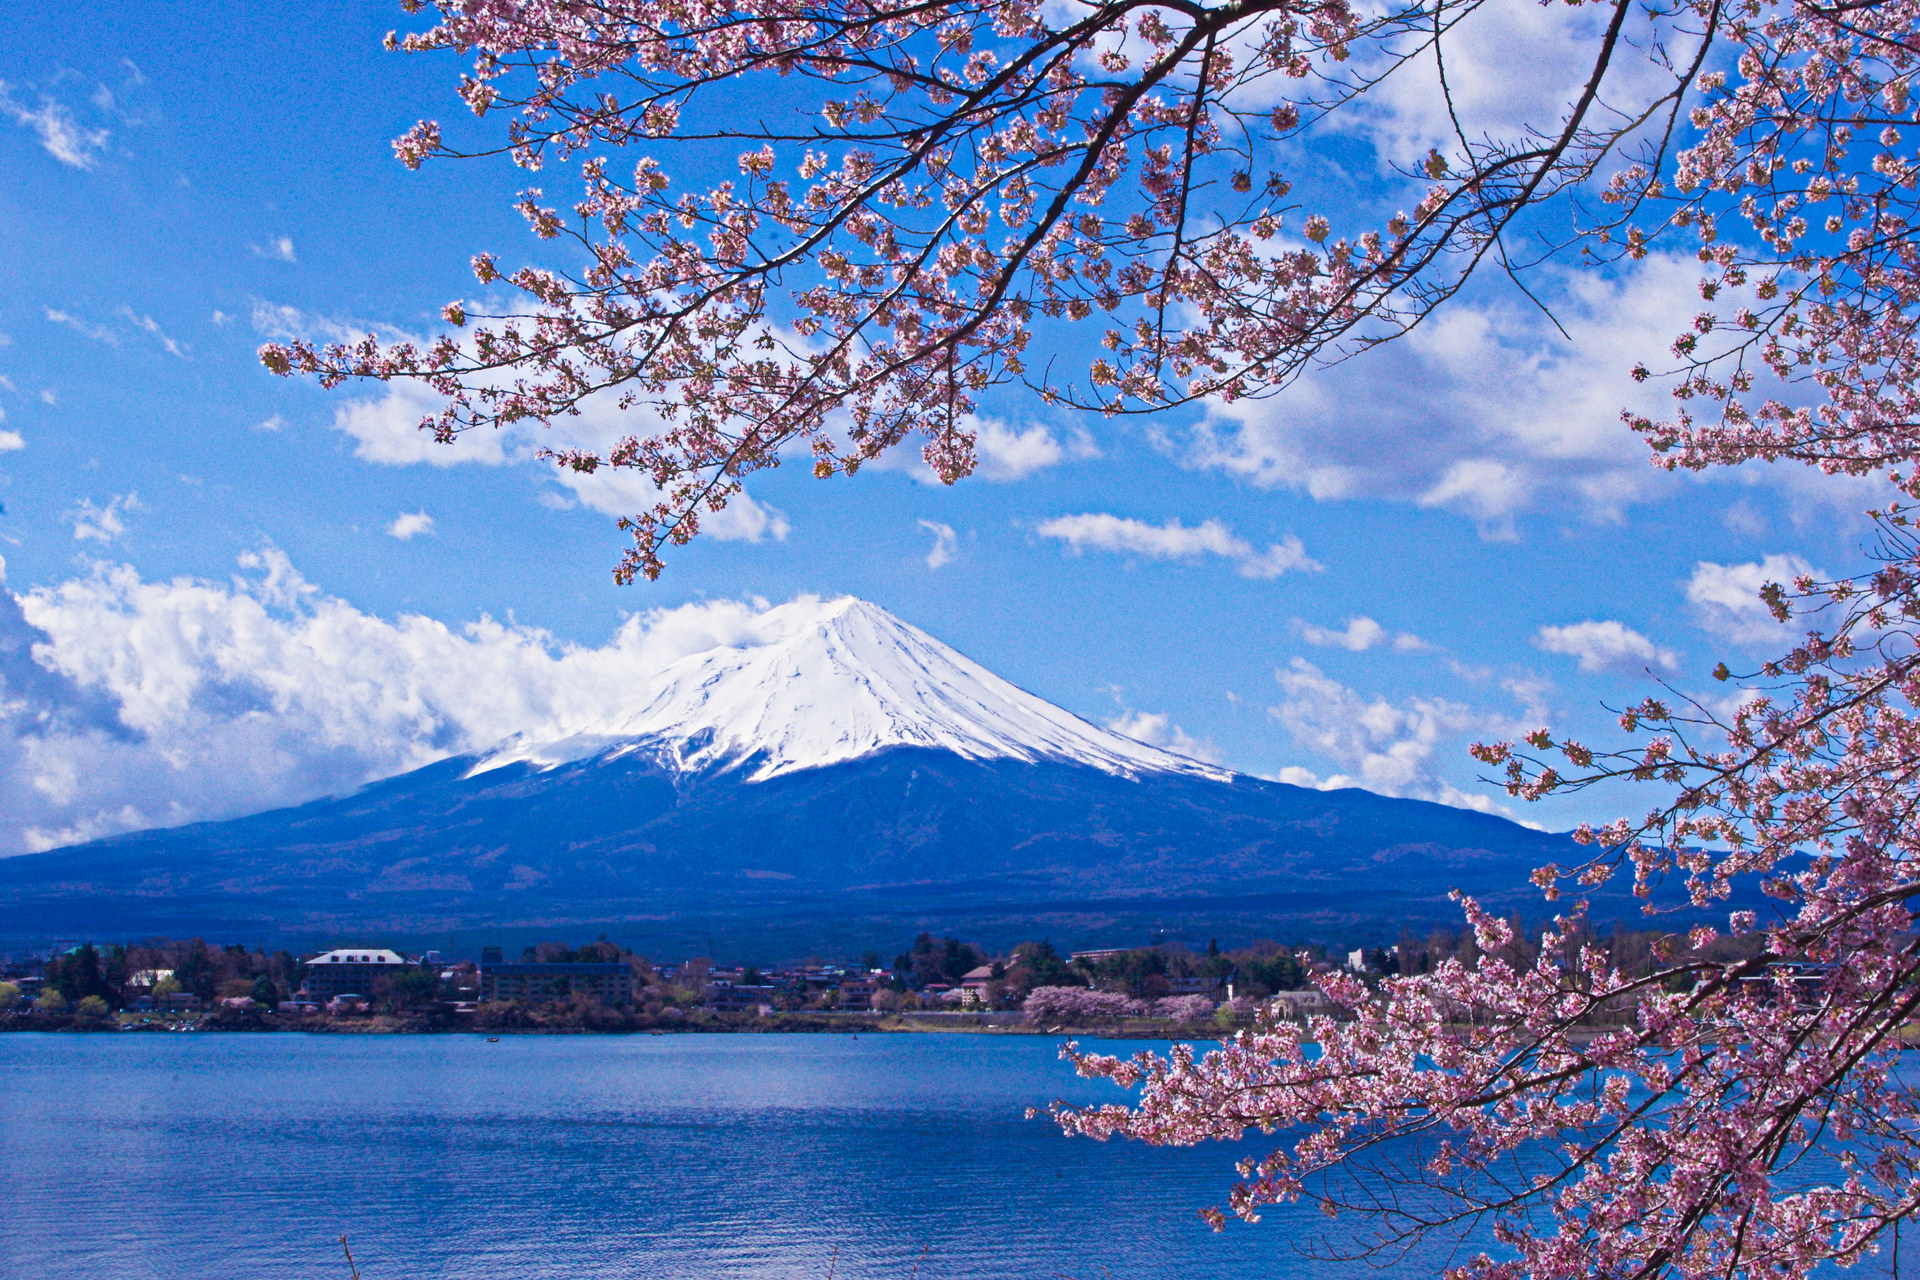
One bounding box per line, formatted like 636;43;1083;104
308;949;408;966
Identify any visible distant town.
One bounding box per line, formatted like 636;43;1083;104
0;920;1750;1034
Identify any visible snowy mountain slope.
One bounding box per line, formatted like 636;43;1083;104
0;597;1640;951
471;596;1230;783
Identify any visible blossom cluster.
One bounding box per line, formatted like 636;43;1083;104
270;0;1920;1274
1023;985;1146;1023
262;0;1589;581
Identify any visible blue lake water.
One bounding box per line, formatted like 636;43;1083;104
0;1030;1389;1280
0;1031;1901;1280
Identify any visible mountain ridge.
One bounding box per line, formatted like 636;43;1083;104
0;597;1595;954
469;595;1230;783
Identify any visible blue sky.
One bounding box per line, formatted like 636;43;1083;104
0;0;1874;853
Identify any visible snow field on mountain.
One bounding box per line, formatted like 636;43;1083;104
471;597;1230;783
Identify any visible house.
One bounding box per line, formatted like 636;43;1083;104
302;948;412;1001
837;972;883;1011
956;965;996;1007
1268;990;1332;1018
705;982;780;1012
479;958;634;1006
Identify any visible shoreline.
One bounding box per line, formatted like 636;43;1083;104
0;1008;1662;1044
0;1007;1252;1040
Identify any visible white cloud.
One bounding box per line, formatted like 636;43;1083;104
45;308;119;346
1266;658;1508;814
254;414;285;433
286;308;807;553
1686;555;1820;645
334;379;504;466
70;494;138;544
1298;615;1429;653
919;519;957;569
974;418;1099;480
1106;710;1224;765
1170;255;1748;535
252;236;297;263
0;430;22;452
386;511;436;540
119;309;187;359
552;463;792;542
44;307;186;358
1533;620;1679;676
1035;512;1322;578
0;83;109;169
869;414;1099;484
1417;460;1527;539
1329;0;1680;170
0;554;860;855
250;300;413;350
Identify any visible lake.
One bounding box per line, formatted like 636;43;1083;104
0;1031;1898;1280
0;1030;1397;1280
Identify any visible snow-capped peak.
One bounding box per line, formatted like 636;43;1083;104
472;596;1230;783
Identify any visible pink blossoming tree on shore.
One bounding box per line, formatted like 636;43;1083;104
269;0;1920;1274
1025;985;1147;1022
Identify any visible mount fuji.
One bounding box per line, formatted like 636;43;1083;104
0;597;1591;954
470;596;1231;785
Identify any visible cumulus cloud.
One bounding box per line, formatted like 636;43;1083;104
1266;658;1509;814
1036;512;1322;578
0;430;22;452
252;236;297;263
70;494;138;544
1106;710;1224;765
1167;254;1740;535
868;414;1101;484
1534;620;1679;676
333;378;504;466
386;511;436;540
550;462;791;542
1298;615;1429;653
973;418;1099;480
1686;554;1821;645
918;519;957;569
0;552;851;855
0;83;109;168
1331;0;1681;169
319;336;790;543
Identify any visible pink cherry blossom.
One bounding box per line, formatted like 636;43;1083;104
270;4;1920;1274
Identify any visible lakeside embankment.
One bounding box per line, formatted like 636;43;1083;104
0;1006;1231;1038
0;1006;1680;1045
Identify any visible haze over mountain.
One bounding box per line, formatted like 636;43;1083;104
0;598;1592;955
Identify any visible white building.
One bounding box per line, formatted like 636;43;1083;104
303;948;411;1000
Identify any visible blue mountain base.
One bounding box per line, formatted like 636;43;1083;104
0;747;1623;954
